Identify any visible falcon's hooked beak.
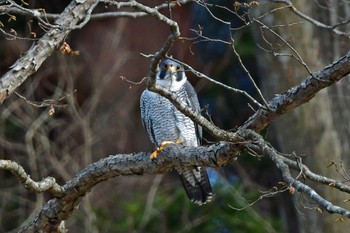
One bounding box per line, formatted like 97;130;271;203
166;65;177;77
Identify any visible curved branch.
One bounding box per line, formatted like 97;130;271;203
18;142;241;232
0;160;65;196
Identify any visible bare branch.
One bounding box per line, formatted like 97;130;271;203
230;39;270;109
166;57;264;109
18;142;241;232
272;0;350;38
0;0;192;21
0;160;64;196
243;130;350;217
281;156;350;194
255;19;314;77
102;0;182;87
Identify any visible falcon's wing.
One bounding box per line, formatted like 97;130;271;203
140;90;157;146
183;81;202;145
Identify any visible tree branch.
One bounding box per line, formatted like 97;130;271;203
272;0;350;38
243;130;350;217
0;0;99;103
0;160;64;196
18;142;241;232
241;49;350;131
281;156;350;194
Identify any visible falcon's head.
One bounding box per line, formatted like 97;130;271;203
156;59;187;92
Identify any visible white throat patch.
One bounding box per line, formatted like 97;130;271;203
156;71;187;92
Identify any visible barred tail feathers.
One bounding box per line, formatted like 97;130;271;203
177;167;213;205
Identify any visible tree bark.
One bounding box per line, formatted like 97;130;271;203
0;0;99;103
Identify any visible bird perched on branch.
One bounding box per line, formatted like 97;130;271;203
140;58;213;205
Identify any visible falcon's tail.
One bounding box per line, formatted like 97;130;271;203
177;167;213;205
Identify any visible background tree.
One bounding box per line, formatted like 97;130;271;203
0;0;349;232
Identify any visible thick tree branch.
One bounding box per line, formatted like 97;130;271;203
18;142;241;232
241;49;350;131
0;0;99;103
13;128;350;232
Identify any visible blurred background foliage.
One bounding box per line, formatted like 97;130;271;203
2;0;349;232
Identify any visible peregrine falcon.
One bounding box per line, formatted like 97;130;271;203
140;59;213;205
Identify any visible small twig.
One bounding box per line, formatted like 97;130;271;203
165;57;265;109
255;19;315;78
120;76;148;85
230;38;270;110
194;0;231;25
15;91;71;108
229;186;289;211
282;156;350;194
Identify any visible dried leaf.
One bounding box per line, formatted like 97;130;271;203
8;15;16;22
60;42;80;56
49;105;55;116
0;91;9;104
288;185;295;194
316;207;323;213
335;217;344;223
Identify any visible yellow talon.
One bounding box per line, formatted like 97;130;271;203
150;140;180;160
150;149;160;160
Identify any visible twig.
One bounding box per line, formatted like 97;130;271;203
230;38;270;109
255;19;315;77
272;0;350;38
166;56;265;109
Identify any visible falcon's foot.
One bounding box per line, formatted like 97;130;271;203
150;140;181;160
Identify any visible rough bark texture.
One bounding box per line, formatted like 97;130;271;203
253;2;350;233
18;143;240;232
0;0;98;103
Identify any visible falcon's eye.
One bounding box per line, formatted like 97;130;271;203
176;65;181;70
163;64;168;69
